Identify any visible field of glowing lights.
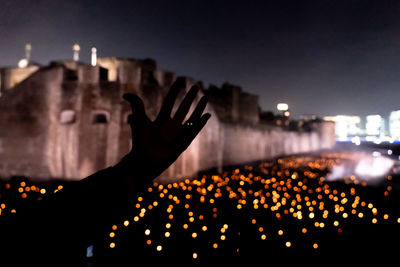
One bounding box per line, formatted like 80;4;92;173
1;152;399;265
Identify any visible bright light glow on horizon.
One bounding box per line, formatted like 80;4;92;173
328;152;394;183
355;156;393;178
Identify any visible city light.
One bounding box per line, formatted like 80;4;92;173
324;115;361;141
277;103;289;111
325;111;400;142
366;115;385;137
17;58;28;68
389;110;400;139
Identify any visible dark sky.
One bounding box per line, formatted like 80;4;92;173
1;0;400;119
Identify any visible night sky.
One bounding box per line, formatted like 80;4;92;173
1;0;400;119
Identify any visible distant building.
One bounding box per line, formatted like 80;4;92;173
366;115;385;137
324;115;361;141
389;110;400;139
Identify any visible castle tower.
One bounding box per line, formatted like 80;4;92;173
72;43;80;61
91;47;97;66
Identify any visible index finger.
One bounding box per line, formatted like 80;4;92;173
156;77;186;122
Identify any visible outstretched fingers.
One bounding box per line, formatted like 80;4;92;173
185;95;208;124
179;112;211;151
156;77;186;122
195;113;212;134
179;94;210;148
173;85;200;123
123;93;151;126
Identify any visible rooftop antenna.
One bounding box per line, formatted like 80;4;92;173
91;47;97;66
25;43;32;61
72;43;80;61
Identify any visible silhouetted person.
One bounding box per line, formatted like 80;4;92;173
0;77;211;265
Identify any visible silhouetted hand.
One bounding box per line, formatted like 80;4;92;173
0;78;210;264
116;77;211;189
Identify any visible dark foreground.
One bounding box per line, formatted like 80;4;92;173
1;152;399;265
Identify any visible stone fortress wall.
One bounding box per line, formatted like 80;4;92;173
0;58;335;183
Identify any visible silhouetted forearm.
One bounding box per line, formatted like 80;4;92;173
1;162;153;264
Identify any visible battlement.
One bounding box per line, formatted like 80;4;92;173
204;83;259;124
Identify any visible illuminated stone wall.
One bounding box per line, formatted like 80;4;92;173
0;67;62;179
214;123;325;170
0;59;335;182
0;65;40;93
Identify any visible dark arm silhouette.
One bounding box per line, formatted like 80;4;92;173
1;78;210;263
